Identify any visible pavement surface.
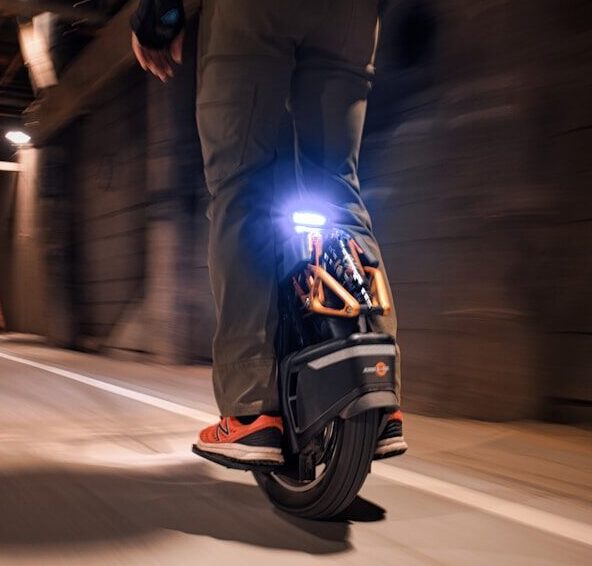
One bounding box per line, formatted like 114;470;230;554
0;333;590;565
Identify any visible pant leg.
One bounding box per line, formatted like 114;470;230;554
197;1;299;416
290;0;402;406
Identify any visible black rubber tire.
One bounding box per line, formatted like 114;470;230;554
253;409;380;520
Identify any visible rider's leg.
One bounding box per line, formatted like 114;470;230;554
290;0;406;456
196;1;298;420
194;1;306;464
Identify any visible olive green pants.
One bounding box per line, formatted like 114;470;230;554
196;0;401;416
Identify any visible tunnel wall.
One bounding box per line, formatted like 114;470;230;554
360;0;592;420
44;21;213;362
72;77;148;344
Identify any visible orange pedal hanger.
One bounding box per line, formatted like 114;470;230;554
364;267;392;315
307;265;361;318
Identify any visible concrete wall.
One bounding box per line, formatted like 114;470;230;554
140;20;212;362
0;150;48;335
72;76;148;344
361;0;592;420
61;22;212;362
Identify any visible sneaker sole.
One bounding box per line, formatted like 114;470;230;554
192;444;284;472
374;436;408;459
195;438;284;464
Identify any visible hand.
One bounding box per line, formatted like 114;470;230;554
131;31;184;82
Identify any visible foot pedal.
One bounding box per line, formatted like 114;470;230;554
191;444;283;473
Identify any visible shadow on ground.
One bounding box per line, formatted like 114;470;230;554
0;461;384;554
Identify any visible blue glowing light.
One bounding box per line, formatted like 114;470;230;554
294;225;322;234
292;211;327;227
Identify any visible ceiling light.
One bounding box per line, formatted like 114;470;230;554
5;131;31;145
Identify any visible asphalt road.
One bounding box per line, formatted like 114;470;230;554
0;334;590;565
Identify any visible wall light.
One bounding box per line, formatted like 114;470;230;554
5;131;31;145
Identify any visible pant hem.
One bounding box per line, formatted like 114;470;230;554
214;356;279;416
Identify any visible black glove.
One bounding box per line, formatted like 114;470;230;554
131;0;185;50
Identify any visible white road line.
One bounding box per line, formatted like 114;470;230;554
0;350;218;425
372;463;592;547
1;348;591;547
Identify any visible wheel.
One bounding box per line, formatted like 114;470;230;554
253;409;380;520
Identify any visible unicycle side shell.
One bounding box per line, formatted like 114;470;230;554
280;332;398;453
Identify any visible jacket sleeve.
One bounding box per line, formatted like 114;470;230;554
131;0;188;49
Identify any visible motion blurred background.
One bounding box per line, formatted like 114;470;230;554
0;0;590;425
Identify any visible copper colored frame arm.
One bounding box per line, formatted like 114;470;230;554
308;265;361;318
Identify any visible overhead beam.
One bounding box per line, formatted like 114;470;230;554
0;0;106;25
27;0;201;144
18;18;58;90
0;161;22;172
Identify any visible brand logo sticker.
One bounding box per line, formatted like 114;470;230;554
363;361;390;377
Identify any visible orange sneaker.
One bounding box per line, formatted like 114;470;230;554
193;415;284;468
374;410;408;459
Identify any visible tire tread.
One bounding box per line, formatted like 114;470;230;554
254;410;380;520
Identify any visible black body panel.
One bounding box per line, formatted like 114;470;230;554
280;333;397;451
